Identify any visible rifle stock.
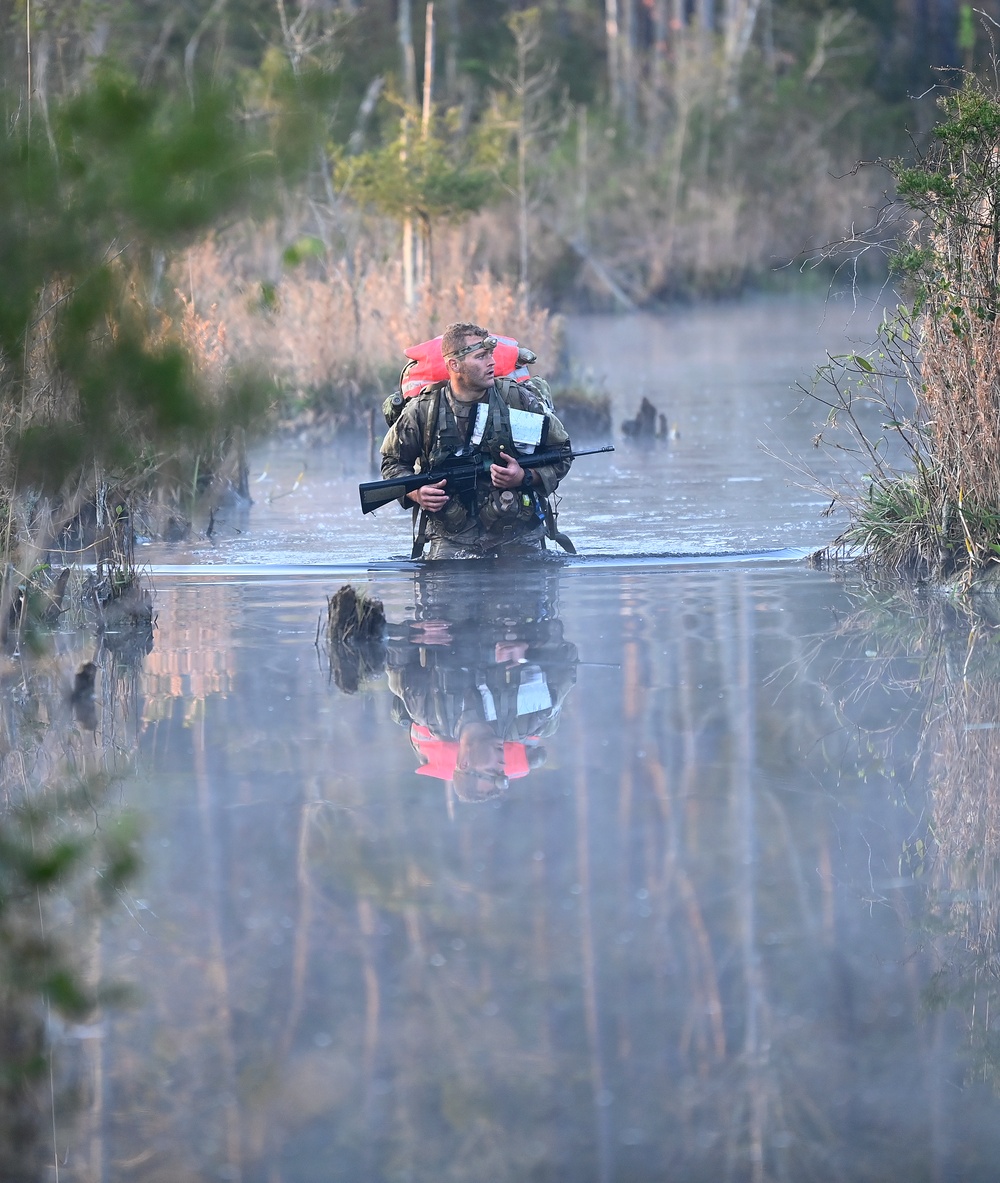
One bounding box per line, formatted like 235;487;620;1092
359;444;614;514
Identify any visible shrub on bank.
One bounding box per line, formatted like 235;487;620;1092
816;77;1000;588
0;68;325;592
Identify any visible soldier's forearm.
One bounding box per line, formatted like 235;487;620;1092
531;458;572;495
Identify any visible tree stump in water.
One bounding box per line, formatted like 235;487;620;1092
326;585;387;693
621;396;668;440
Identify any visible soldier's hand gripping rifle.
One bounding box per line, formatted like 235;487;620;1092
359;445;615;514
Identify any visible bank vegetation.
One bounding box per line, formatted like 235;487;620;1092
814;75;1000;591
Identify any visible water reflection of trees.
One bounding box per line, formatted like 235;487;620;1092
836;591;1000;1091
0;620;145;1181
78;568;1000;1182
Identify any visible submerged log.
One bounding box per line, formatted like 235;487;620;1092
3;566;74;646
326;585;385;644
90;575;155;665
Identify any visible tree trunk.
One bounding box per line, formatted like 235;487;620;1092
398;0;418;105
622;0;637;137
25;0;33;138
444;0;459;102
650;0;669;142
402;215;415;310
576;104;589;246
516;27;530;309
399;0;420;307
722;0;764;105
421;2;434;136
418;2;435;295
605;0;622;116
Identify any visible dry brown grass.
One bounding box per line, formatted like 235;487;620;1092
891;86;1000;579
175;223;564;420
918;249;1000;526
830;592;1000;959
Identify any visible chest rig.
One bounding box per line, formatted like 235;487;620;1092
410;380;574;557
425;384;515;474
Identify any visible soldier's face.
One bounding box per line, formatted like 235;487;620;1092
458;721;505;773
454;336;496;387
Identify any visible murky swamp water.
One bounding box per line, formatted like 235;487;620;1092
26;294;1000;1182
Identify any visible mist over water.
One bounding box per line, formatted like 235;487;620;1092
35;294;1000;1182
141;292;887;567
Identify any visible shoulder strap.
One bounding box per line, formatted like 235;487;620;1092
497;374;555;414
411;504;430;560
409;384;444;560
497;375;526;410
422;384;443;462
487;382;515;460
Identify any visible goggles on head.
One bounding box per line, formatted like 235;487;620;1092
444;336;498;362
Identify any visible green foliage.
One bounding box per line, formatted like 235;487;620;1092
890;246;934;277
887;79;1000;299
862;479;931;530
0;777;140;1021
932;85;1000;146
894;168;956;199
337;104;500;224
0;66;322;499
282;234;327;267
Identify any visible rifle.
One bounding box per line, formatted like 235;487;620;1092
359;445;615;515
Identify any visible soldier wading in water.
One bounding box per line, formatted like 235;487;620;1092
379;322;574;559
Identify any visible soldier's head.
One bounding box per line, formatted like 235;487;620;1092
441;321;497;396
451;768;509;802
410;719;534;804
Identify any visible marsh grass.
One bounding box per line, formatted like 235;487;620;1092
176;223;572;424
840;469;945;578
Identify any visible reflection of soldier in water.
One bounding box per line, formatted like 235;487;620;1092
386;572;578;803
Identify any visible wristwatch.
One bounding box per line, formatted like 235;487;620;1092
521;469;534;489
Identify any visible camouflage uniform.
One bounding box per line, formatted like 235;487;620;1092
380;380;572;559
386;600;577;740
387;637;579;744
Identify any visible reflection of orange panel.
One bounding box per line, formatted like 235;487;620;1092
142;584;238;706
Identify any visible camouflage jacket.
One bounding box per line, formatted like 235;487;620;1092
386;640;579;742
379;379;572;550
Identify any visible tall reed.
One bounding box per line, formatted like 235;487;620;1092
177;224;564;422
815;77;1000;585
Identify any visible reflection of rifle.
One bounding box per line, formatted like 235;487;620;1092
359;445;615;514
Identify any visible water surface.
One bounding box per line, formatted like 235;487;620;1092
141;292;889;565
68;558;999;1183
